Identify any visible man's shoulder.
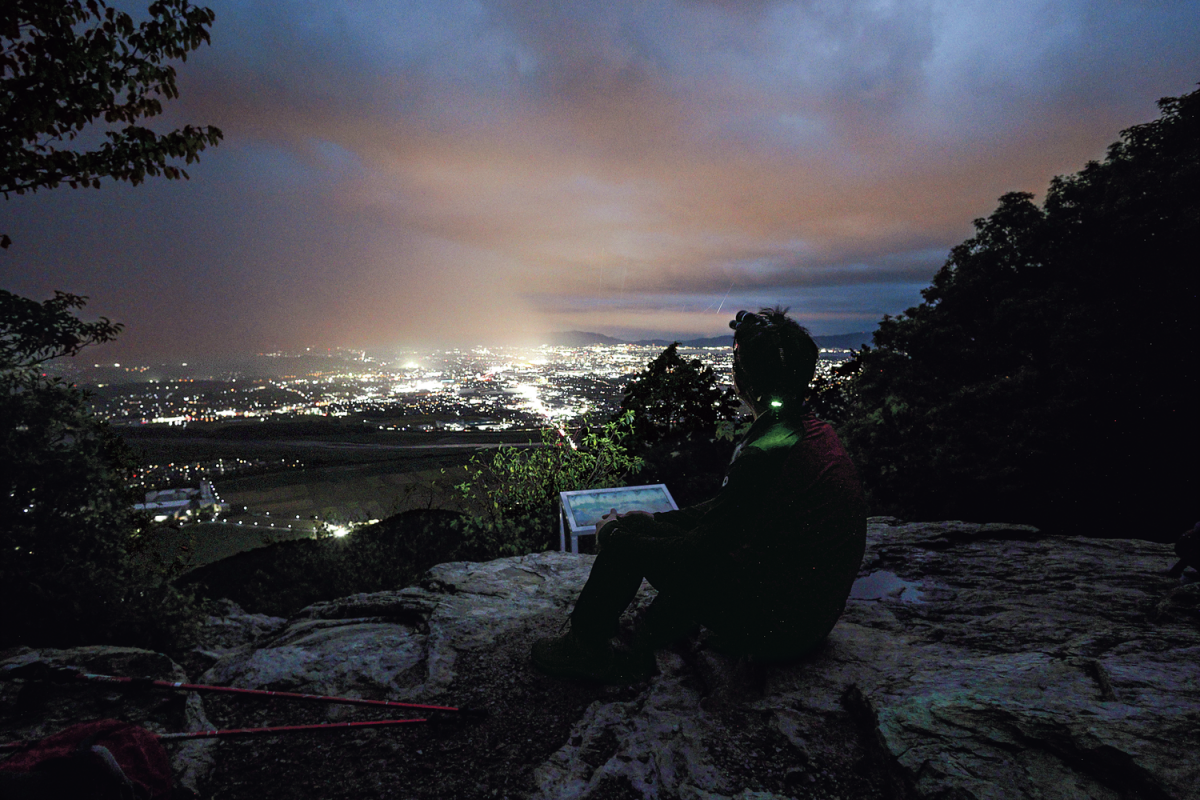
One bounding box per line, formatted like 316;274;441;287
795;412;846;441
790;415;861;475
752;413;845;452
744;414;804;453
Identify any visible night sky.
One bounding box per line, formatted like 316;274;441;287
2;0;1198;359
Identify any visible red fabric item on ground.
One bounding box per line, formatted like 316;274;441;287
0;718;172;799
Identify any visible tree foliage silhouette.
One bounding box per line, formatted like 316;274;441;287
807;352;863;426
1;291;196;648
838;85;1199;536
1;0;223;247
0;0;221;646
615;342;740;447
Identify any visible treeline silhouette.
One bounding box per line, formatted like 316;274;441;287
823;85;1199;540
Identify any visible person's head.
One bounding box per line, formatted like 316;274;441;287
729;307;818;417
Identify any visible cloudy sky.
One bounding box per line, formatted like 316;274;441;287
2;0;1198;358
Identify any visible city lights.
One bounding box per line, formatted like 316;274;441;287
84;344;852;430
95;343;854;545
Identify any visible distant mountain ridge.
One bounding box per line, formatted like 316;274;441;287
544;331;628;347
544;330;874;350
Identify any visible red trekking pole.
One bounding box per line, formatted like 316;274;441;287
0;662;483;750
1;718;429;750
1;663;483;716
154;718;429;741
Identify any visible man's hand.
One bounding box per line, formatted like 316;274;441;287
596;508;639;552
595;508;620;537
594;508;652;537
595;509;656;552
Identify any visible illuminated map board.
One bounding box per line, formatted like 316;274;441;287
558;484;679;553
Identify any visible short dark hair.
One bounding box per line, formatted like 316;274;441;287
730;306;818;413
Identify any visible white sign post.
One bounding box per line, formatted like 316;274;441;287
558;484;679;554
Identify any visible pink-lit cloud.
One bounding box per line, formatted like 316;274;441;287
2;0;1197;356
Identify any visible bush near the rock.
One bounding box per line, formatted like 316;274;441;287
456;414;645;541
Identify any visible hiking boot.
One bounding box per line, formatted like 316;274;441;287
531;627;654;684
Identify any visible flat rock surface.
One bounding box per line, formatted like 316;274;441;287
3;519;1197;799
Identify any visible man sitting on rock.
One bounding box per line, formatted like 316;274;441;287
531;308;868;683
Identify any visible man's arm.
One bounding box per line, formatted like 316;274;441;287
598;444;785;559
651;497;718;528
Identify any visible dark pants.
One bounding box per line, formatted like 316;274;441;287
569;546;838;661
568;547;702;649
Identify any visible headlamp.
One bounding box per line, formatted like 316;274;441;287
729;310;761;330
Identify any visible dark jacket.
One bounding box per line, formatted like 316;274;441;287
599;408;867;657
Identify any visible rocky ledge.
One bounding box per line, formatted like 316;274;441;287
3;518;1198;799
